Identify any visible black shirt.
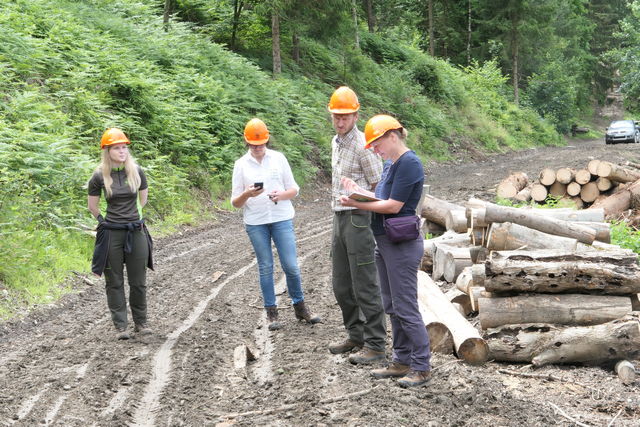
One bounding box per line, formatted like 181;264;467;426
88;166;148;223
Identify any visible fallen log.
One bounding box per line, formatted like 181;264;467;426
579;221;610;243
590;179;640;217
422;232;470;273
567;182;581;197
417;297;454;354
514;185;532;202
530;184;548;202
445;209;468;233
469;286;492;312
486;314;640;366
484;249;640;295
521;207;605;222
469;246;488;264
455;266;473;294
443;247;472;282
470;264;485;288
549;181;567;197
587;159;601;176
418;271;489;364
421;195;465;227
596;177;613;192
596;162;640;183
486;222;578;251
497;172;528;199
580;182;599;203
575;169;591;185
539;168;556;186
480;202;596;244
478;294;632;329
615;360;636;385
556;168;575;185
446;288;473;316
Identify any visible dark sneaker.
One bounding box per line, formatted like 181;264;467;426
371;362;411;379
266;306;282;331
134;323;152;336
293;301;322;324
116;327;130;340
398;370;431;388
348;348;386;365
328;339;363;354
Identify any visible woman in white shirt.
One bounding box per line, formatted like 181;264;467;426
231;118;321;330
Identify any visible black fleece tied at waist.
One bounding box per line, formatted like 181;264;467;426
91;219;154;276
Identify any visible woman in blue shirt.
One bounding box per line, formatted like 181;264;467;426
340;115;431;388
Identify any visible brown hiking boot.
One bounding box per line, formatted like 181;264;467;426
293;301;321;324
134;323;152;336
398;370;431;388
116;327;130;340
371;362;410;379
328;339;363;354
266;306;282;331
348;347;386;365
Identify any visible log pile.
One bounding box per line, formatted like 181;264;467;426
496;160;640;211
418;194;640;372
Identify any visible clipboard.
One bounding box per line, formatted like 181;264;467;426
348;191;381;202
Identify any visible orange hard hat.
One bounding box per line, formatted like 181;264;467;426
101;128;130;149
327;86;360;114
244;118;270;145
364;115;403;148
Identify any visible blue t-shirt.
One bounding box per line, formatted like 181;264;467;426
371;150;424;235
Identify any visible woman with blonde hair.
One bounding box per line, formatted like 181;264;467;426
88;128;153;340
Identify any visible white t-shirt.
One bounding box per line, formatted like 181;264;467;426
231;148;299;225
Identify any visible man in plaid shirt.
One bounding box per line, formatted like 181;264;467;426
327;87;387;364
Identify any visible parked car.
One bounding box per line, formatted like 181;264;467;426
605;120;639;144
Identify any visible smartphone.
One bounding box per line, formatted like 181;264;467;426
254;182;264;190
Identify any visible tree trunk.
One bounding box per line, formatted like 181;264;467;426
486;222;578;251
351;0;360;49
428;0;435;56
271;10;281;76
421;195;465;227
418;271;489;364
163;0;172;31
579;221;611;243
480;202;596;244
575;169;591;185
292;31;300;64
478;294;632;329
530;184;548;202
580;182;599;203
497;172;528;199
589;179;640;216
364;0;375;32
587;159;601;175
596;162;640;183
514;184;532;202
510;12;519;105
484;249;640;295
596;177;613;192
518;207;605;222
466;0;471;65
555;168;575;184
445;209;467;233
549;181;566;197
539;168;556;186
417;296;454;354
455;266;473;294
230;0;244;50
486;314;640;366
567;182;581;197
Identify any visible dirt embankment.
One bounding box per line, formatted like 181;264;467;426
1;138;639;426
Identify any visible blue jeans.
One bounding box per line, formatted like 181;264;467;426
245;219;304;307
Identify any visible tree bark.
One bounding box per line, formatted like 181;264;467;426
428;0;435;56
596;162;640;183
480;202;596;244
520;207;604;222
271;9;281;76
364;0;376;32
589;179;640;216
575;169;591;185
497;172;528;199
443;247;472;283
486;314;640;366
478;294;632;329
484;249;640;295
510;9;519;105
292;31;300;64
230;0;244;50
351;0;360;49
445;209;467;233
446;288;473;316
422;232;470;274
539;168;556;186
421;195;465;227
486;222;578;251
163;0;172;31
418;271;489;364
466;0;471;65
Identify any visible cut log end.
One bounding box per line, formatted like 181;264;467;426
457;338;489;365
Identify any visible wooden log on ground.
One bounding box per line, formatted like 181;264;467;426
549;181;567;197
469;286;493;312
521;207;605;222
486;222;578;251
480;202;596;244
575;169;592;185
445;209;468;233
484;249;640;295
497;172;528;199
596;161;640;183
446;289;473;316
530;184;548;202
623;160;640;170
579;221;611;243
443;247;472;282
478;294;632;329
421;195;465;227
417;296;454;354
615;360;636;385
590;179;640;217
580;182;600;203
539;168;556;186
422;232;470;273
596;177;613;192
469;246;489;264
418;271;489;364
587;159;601;176
466;207;489;228
471;264;485;288
556;168;575;184
455;266;473;294
567;182;581;197
514;185;532;202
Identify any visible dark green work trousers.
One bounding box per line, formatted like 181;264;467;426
104;229;149;329
332;210;386;352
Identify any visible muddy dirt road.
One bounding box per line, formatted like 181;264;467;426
1;138;639;426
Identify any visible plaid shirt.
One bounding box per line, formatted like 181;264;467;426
331;126;383;211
